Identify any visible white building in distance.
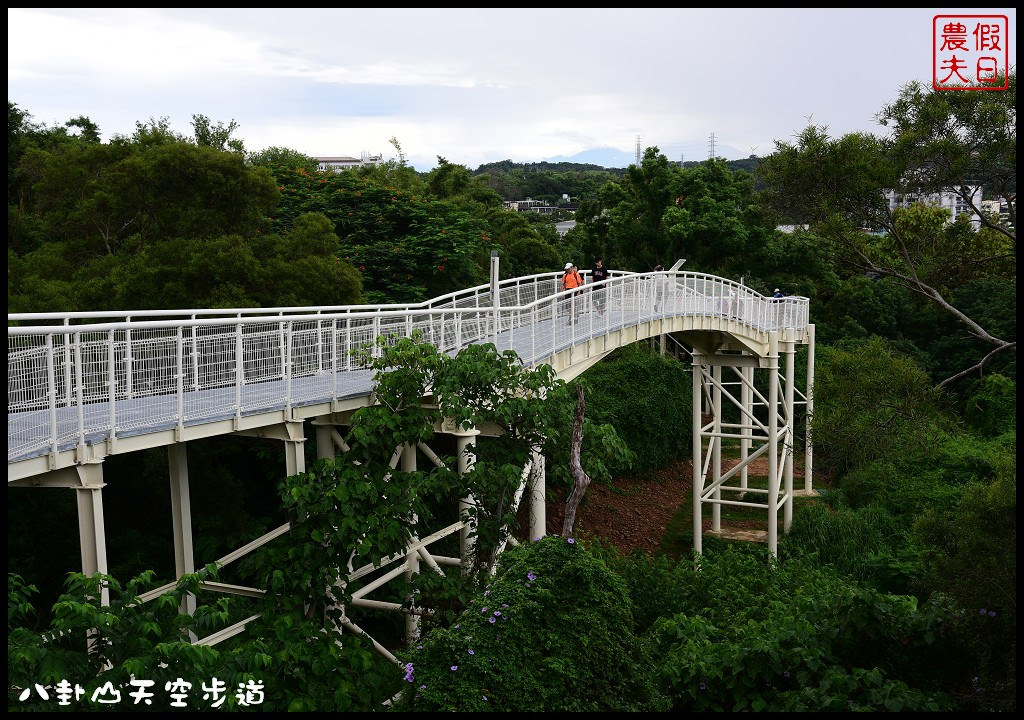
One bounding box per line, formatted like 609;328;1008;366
314;153;383;172
884;187;983;229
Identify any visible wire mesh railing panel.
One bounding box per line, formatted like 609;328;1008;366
242;324;285;385
117;331;179;434
127;331;179;399
289;321;322;378
193;330;238;390
10;272;811;464
7;337;47;413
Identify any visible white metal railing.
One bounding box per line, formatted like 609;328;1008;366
8;272;808;463
6;270;599;327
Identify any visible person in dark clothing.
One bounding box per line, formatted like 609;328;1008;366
590;257;611;315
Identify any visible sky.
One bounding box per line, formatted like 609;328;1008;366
8;8;1017;172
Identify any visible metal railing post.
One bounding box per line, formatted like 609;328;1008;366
234;323;243;425
74;332;85;454
285;321;293;414
63;318;72;408
191;318;200;390
176;326;185;436
107;328;117;447
125;324;133;399
46;334;58;462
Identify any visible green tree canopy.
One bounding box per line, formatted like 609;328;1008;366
756;76;1016;386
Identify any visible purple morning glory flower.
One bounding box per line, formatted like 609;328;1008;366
468;649;475;655
451;665;458;671
501;603;508;608
988;610;997;617
481;607;488;613
484;590;490;596
783;671;790;678
527;571;537;581
568;538;575;544
420;685;426;690
489;616;496;623
979;608;988;615
483;696;488;701
493;611;501;616
699;682;706;691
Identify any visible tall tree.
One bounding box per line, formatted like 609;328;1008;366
191;113;245;154
756;76;1016;386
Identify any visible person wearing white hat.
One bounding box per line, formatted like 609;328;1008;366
560;262;583;322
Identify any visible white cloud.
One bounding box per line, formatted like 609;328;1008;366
8;8;1017;171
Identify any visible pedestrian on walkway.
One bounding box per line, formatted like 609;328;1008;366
653;264;667;312
561;262;584;322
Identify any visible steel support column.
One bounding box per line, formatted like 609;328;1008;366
401;443;420;642
691;349;704;555
453;427;479;574
74;462;110;606
315;424;334;461
783;340;796;533
284;422;306;477
711;364;722;533
740;365;752;490
766;333;780;557
168;443;197;633
529;449;546;542
804;324;816;493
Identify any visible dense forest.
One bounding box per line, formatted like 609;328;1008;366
7;73;1016;712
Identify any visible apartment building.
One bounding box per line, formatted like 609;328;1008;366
884;186;983;228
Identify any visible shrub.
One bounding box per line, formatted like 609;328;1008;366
390;535;668;712
582;344;693;474
812;338;950;476
962;374;1016;438
782;503;919;594
647;546;960;711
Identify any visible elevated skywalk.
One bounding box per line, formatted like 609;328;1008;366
8;269;809;482
8;266;815;658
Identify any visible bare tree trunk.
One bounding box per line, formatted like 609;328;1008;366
561;383;591;538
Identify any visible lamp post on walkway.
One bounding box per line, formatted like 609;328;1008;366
490;250;500;345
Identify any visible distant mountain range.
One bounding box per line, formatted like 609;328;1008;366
542;147;640;169
542;147;758;170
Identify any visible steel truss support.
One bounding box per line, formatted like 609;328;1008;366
691;331;804;557
304;415;544;657
235;420;306;477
